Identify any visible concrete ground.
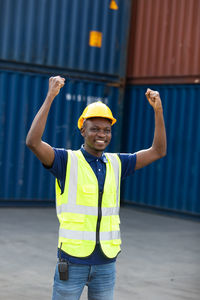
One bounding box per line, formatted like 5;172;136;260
0;206;199;300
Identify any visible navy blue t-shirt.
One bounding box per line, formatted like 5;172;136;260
46;146;136;265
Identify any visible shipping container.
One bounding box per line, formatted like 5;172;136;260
127;0;200;84
121;84;200;216
0;0;132;82
0;70;123;205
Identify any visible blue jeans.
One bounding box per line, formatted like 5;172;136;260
52;261;116;300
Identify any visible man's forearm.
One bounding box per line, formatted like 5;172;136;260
152;109;167;157
135;89;166;170
25;76;65;166
26;94;54;149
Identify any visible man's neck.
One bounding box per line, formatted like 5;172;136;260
83;145;103;158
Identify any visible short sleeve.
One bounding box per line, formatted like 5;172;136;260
43;148;68;193
118;153;137;180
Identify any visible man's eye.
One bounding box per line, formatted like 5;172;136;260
105;129;111;134
91;128;98;132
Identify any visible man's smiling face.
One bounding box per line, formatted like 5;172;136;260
80;117;112;157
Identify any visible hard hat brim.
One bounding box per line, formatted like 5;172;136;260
78;116;116;129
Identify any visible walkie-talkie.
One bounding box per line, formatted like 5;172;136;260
58;243;69;281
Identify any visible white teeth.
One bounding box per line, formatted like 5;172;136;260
96;140;104;143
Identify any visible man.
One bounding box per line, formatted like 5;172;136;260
26;76;166;300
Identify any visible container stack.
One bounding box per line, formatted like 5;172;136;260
0;0;199;216
121;0;200;215
0;0;132;205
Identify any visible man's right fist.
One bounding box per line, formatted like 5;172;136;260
48;76;65;98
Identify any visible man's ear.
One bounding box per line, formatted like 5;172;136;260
80;126;85;137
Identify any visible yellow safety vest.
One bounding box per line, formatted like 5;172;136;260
55;150;122;259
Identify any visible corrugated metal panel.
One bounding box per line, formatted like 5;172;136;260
121;84;200;215
0;70;123;203
0;0;132;80
127;0;200;84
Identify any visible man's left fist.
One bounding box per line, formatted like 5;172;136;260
145;88;163;112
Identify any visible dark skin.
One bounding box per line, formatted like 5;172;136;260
80;118;112;157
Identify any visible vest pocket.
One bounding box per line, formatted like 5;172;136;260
77;184;98;206
65;214;85;222
62;213;85;231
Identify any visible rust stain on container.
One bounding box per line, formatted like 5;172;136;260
127;0;200;84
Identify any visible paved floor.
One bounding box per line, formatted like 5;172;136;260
0;206;199;300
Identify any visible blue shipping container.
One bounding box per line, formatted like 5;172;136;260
0;0;132;80
121;84;200;216
0;70;123;204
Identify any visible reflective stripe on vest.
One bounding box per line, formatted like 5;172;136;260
59;228;120;241
55;150;122;258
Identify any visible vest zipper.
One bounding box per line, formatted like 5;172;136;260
96;191;103;244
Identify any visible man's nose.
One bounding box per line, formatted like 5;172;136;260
97;130;105;137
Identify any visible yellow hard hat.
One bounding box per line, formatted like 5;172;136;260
78;101;116;129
